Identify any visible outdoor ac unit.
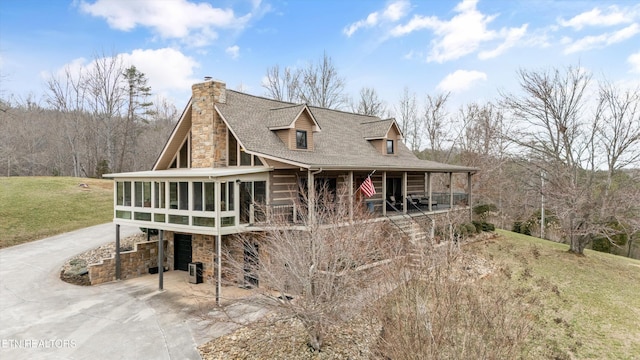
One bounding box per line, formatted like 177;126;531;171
188;262;202;284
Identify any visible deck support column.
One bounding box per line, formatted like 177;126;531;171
115;224;121;280
215;181;222;306
158;230;164;290
216;234;221;306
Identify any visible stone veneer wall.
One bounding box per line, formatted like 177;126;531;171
164;231;175;271
191;80;227;168
88;240;168;285
191;234;243;285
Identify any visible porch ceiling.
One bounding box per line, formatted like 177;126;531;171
104;167;272;179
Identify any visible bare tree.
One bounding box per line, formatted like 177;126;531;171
594;82;640;255
501;66;601;254
352;86;387;117
299;52;347;109
225;184;402;351
118;65;153;173
422;92;450;161
458;102;511;219
46;66;90;177
84;53;126;175
595;82;640;195
395;87;419;152
262;65;301;103
133;97;178;171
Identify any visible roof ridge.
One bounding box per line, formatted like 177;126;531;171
360;118;391;125
226;89;299;107
270;104;305;111
307;104;379;119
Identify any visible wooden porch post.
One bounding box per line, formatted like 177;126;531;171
348;171;354;222
468;172;473;221
115;224;121;280
427;173;432;212
382;171;387;216
308;170;315;224
158;230;164;290
402;172;408;214
449;172;454;208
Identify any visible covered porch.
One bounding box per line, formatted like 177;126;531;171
264;168;475;225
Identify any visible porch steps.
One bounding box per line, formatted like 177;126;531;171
386;215;439;271
389;216;432;246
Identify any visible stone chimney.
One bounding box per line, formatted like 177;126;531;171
191;78;227;168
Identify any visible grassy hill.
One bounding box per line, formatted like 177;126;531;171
466;230;640;359
0;177;113;248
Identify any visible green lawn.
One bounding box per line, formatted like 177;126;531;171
468;230;640;359
0;177;113;248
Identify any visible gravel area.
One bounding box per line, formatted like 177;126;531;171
59;233;157;285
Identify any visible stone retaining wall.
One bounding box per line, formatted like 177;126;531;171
88;240;168;285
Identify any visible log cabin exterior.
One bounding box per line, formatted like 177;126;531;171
104;78;477;293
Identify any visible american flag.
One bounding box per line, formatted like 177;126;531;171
359;176;376;198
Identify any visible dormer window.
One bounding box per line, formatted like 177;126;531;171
296;130;308;149
386;139;394;154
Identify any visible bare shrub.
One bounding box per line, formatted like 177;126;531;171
224;184;405;352
375;249;535;359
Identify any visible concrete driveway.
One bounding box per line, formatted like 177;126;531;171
0;223;221;360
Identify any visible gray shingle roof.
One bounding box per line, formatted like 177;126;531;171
266;104;307;129
216;90;476;173
361;119;396;139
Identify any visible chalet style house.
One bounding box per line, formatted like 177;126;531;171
104;78;477;294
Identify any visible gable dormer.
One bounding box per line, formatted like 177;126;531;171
362;119;403;156
268;105;321;151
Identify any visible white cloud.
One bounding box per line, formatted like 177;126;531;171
343;0;409;37
225;45;240;59
564;23;640;54
559;6;633;30
79;0;257;47
121;48;200;94
390;0;526;63
479;24;527;60
629;51;640;73
47;48;199;101
436;70;487;93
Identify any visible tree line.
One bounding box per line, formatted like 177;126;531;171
1;54;177;178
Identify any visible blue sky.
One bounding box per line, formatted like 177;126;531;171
1;0;639;112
